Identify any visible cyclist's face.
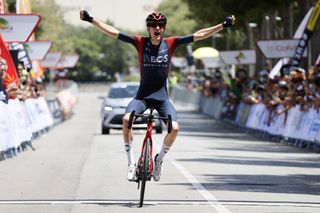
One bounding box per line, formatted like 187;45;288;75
147;23;166;42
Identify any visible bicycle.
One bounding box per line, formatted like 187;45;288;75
128;108;172;207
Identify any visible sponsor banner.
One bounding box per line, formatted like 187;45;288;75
0;102;11;151
56;54;79;69
41;52;62;68
291;0;320;66
257;39;307;59
220;50;256;65
24;41;52;60
0;14;41;42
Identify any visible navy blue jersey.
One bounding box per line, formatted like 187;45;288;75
118;33;194;101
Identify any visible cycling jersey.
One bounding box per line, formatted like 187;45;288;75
118;32;194;101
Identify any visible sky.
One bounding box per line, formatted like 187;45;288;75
54;0;163;31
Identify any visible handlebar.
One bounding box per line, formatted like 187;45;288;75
127;110;172;134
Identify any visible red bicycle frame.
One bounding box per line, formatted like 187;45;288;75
139;120;154;176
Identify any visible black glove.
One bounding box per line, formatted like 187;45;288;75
222;15;234;28
81;10;93;23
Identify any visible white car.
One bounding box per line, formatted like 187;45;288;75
100;82;163;134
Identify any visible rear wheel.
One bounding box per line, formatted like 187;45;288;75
139;139;150;207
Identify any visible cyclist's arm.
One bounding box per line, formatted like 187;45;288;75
193;24;223;41
92;18;119;39
80;10;119;39
193;15;236;42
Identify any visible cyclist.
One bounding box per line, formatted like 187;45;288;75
80;10;236;181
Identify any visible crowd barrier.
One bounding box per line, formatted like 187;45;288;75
0;82;78;161
171;85;320;152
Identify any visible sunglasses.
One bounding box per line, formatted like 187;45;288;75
147;23;166;28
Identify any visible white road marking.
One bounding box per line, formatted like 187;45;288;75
154;143;232;213
0;200;319;207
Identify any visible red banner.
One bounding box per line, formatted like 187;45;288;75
0;34;19;87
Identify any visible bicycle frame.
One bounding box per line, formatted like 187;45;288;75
139;113;155;178
127;109;172;207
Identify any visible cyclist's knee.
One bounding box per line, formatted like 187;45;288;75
170;121;179;134
123;113;130;127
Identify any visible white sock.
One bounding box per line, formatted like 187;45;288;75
124;142;134;165
156;144;170;162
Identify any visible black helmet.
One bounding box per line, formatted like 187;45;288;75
146;12;167;25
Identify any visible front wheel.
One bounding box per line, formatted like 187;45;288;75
139;139;150;207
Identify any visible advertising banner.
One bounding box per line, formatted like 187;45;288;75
56;54;79;69
24;41;52;60
0;14;41;42
41;52;62;68
220;50;256;65
257;39;307;59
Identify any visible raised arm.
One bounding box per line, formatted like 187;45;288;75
193;15;236;42
80;10;119;39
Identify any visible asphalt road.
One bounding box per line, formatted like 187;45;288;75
0;89;320;213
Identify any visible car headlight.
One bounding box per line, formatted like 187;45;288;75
104;106;113;111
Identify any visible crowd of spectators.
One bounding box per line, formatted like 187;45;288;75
0;57;46;104
181;62;320;125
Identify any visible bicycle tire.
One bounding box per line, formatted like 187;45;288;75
139;138;150;207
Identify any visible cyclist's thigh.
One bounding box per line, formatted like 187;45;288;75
156;99;177;121
125;99;147;114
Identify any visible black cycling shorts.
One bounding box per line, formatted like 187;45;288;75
125;98;177;121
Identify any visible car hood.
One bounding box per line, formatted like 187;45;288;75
104;98;133;108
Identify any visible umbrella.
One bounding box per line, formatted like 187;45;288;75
192;47;219;59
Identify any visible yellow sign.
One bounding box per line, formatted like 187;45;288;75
307;0;320;31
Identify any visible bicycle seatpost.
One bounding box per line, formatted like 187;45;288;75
128;110;135;129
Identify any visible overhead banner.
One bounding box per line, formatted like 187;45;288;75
0;35;19;87
56;54;79;69
24;41;52;60
220;50;256;65
41;52;62;68
0;14;41;42
257;39;307;59
291;0;320;66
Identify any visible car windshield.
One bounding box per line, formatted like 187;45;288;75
108;85;139;98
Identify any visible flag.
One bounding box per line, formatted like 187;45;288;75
0;34;19;87
291;0;320;67
269;7;314;78
16;0;45;77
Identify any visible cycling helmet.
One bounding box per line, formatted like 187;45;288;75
146;12;167;25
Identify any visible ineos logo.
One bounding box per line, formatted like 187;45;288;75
143;54;168;63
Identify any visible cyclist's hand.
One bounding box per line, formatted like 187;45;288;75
222;15;236;28
80;10;93;23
